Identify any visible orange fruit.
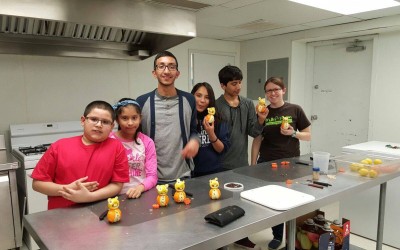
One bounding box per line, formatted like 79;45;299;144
205;114;214;124
107;209;122;223
156;195;169;206
257;104;267;113
173;191;186;203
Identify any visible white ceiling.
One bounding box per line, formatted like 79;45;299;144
189;0;400;41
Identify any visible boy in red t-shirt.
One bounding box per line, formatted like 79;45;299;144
32;100;129;209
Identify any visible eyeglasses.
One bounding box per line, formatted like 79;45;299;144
85;117;113;126
265;88;282;94
155;64;178;71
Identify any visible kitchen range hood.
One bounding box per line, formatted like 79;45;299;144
0;0;197;60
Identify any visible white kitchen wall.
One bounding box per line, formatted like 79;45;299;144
240;34;295;101
368;31;400;142
0;37;240;150
240;23;400;154
0;55;131;139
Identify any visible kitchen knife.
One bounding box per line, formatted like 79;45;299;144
99;210;108;220
301;182;324;189
307;180;332;187
295;160;312;166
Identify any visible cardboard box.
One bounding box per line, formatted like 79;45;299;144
286;210;350;250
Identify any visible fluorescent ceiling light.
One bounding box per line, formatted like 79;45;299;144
289;0;400;15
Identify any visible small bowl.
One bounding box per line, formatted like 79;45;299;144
224;182;244;191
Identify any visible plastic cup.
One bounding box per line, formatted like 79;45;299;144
224;182;244;200
313;151;330;174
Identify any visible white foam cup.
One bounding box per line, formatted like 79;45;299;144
313;151;330;174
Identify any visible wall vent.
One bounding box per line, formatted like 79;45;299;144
235;19;283;31
148;0;210;10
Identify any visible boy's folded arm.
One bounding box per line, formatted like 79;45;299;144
88;182;123;202
34;176;123;204
32;179;67;196
58;182;123;204
32;176;93;197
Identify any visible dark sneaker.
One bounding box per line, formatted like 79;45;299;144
268;238;282;250
234;237;261;250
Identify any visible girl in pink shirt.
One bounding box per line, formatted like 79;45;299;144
110;98;158;198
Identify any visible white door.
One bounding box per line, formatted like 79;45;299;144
310;40;373;155
189;51;236;97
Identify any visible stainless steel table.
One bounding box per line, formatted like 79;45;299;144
0;150;22;249
23;156;400;250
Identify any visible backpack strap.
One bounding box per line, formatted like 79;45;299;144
177;89;191;169
150;89;156;140
177;89;188;146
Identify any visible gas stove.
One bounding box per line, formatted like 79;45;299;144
12;145;50;167
13;144;51;162
10;121;83;166
19;144;50;155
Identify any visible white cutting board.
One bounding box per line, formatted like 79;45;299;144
342;141;400;158
240;185;315;211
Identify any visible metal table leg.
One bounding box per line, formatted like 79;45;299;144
287;218;296;250
376;182;386;250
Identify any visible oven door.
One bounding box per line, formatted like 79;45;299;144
24;169;47;250
25;169;48;213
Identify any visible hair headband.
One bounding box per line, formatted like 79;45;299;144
112;100;140;110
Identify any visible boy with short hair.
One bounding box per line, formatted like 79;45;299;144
215;65;267;250
137;51;200;182
215;65;267;170
32;100;129;209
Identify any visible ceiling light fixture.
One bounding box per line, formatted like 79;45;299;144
289;0;400;15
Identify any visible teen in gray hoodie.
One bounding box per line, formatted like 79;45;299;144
215;65;267;170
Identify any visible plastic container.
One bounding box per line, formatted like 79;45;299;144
224;182;244;200
332;153;400;178
312;167;320;180
313;151;330;174
223;182;244;191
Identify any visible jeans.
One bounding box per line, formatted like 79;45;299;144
272;223;284;240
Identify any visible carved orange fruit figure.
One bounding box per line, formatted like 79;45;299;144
257;97;267;113
209;177;221;200
281;116;289;129
156;184;169;207
107;196;122;223
173;179;186;203
205;107;215;124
